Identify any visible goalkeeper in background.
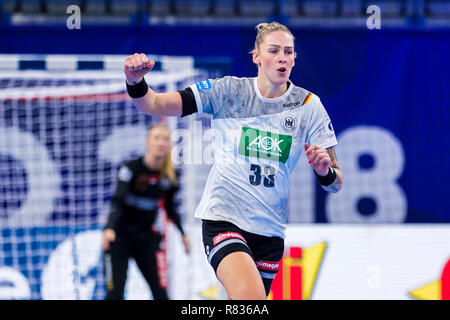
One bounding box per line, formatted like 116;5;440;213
102;123;190;300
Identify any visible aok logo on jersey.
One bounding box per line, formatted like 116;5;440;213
238;127;292;163
409;258;450;300
268;242;327;300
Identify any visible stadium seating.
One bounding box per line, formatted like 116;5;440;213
0;0;448;23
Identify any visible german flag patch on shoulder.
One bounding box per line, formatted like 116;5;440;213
302;92;313;105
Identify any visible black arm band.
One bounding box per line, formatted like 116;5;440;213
126;77;149;98
178;87;198;117
315;167;337;186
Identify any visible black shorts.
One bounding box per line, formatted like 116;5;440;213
202;219;284;294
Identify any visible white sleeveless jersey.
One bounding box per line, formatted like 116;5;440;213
190;76;337;238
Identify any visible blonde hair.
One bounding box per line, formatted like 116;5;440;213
148;123;178;186
253;21;295;52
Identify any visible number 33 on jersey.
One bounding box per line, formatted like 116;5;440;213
185;76;337;238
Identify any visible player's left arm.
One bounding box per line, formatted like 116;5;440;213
323;146;343;193
304;143;343;193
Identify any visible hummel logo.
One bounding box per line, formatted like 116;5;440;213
283;101;301;109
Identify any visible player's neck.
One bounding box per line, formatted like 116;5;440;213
144;153;163;171
256;76;287;99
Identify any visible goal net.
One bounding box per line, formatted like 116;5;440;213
0;54;228;300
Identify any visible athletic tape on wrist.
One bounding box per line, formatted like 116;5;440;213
315;167;337;186
126;77;148;98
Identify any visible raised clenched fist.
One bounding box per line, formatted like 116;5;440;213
124;53;155;84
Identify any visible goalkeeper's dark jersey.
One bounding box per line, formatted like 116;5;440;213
105;157;184;236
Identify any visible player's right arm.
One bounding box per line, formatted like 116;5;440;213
124;53;182;116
